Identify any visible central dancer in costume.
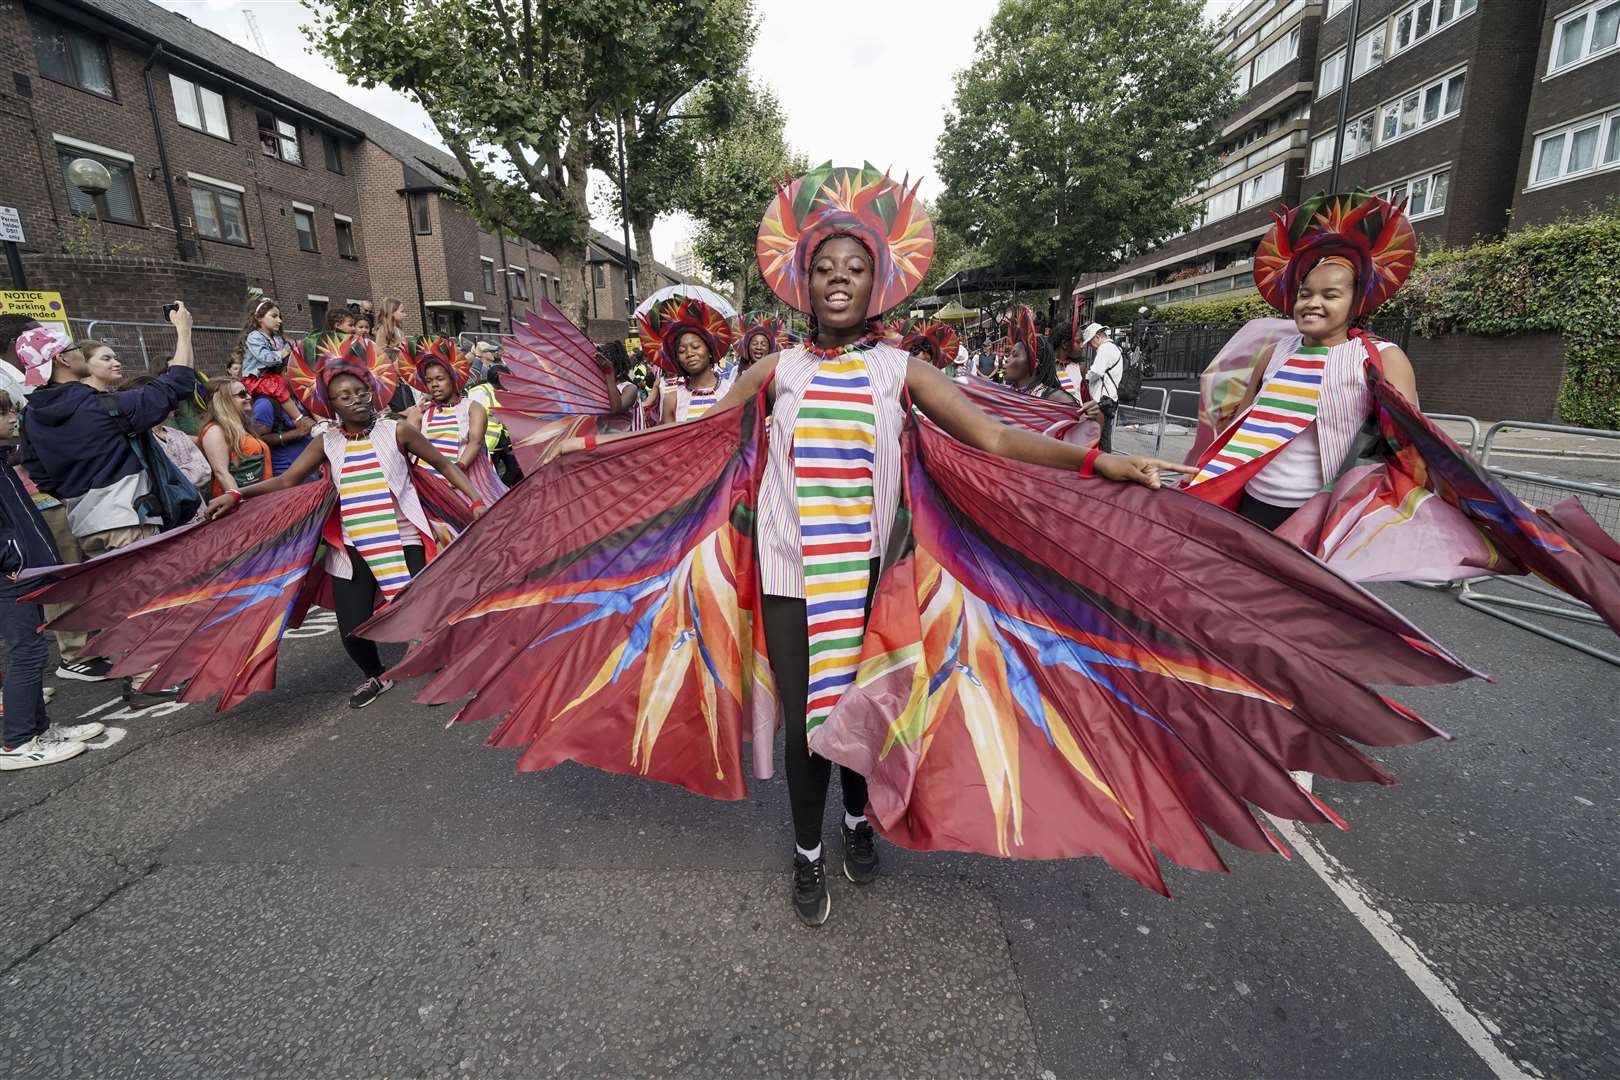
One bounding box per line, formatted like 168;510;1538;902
362;163;1481;932
641;296;738;425
400;336;508;506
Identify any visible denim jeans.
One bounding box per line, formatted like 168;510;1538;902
0;576;51;748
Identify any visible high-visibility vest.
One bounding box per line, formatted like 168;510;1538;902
468;383;505;450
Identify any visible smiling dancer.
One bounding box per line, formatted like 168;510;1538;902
400;336;508;506
640;296;738;425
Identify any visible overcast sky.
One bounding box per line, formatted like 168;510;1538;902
156;0;1238;263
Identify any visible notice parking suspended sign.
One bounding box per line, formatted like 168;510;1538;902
0;291;72;386
0;206;23;243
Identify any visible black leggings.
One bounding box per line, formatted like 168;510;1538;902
1235;491;1299;532
762;571;878;851
331;544;426;679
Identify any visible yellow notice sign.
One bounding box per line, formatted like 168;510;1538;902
0;291;72;386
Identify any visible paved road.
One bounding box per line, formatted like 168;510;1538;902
0;583;1615;1078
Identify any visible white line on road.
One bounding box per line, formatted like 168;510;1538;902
1270;816;1542;1080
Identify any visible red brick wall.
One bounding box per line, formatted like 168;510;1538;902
0;4;370;334
353;141;420;334
1410;331;1565;423
18;252;245;324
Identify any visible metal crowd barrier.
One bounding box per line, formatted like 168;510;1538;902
1112;385;1170;453
1423;412;1483;456
1457;419;1620;667
79;319;244;375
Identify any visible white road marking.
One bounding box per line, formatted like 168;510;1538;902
80;727;126;750
284;612;339;640
1269;816;1543;1080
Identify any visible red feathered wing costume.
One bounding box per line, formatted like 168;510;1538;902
360;394;1479;895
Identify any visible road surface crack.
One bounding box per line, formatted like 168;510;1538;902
1;858;162;979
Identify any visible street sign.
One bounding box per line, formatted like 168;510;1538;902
0;291;72;385
0;206;22;243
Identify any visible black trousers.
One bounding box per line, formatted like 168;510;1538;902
331;544;426;679
1236;491;1299;531
1098;398;1118;453
762;577;877;852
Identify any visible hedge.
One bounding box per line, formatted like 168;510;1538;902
1094;207;1620;428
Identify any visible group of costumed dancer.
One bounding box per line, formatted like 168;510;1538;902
29;164;1619;927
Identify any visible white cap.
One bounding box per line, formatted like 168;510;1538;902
1082;322;1106;342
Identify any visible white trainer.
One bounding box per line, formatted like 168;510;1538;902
0;737;87;770
38;722;107;745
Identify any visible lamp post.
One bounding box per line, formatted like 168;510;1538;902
67;157;112;255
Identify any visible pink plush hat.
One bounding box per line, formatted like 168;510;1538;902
12;326;71;380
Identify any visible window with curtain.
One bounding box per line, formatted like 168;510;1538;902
57;148;142;225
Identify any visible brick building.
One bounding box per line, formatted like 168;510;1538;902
3;0;683;339
1082;0;1620;312
4;0;373;330
1511;0;1620;226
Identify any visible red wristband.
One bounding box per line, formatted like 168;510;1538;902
583;431;597;451
1078;448;1101;478
226;489;244;505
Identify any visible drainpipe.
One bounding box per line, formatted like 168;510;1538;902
141;43;190;261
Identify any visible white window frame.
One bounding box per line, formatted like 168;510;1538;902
1238;162;1286;209
1307;131;1336;175
291;203;319;253
1376;67;1466;148
1373;165;1452;221
1353;23;1387;80
1525;105;1620;190
54;133;133;162
1388;0;1477;60
1249;26;1301;86
1546;0;1620;78
1326;0;1351;18
1316;49;1346;99
1342;111;1375;162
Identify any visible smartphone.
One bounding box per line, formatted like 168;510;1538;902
162;301;180;321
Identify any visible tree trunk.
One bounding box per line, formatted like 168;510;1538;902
554;242;589;328
733;273;748;312
557;135;593;327
633;219;659;300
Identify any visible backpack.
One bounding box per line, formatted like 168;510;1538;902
94;393;202;531
1116;349;1144;404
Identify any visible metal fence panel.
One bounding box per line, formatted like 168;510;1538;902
1456;419;1620;666
1137;317;1412;382
78;319;243;375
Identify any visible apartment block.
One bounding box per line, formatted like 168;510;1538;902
1083;0;1322;310
1511;0;1620;226
1083;0;1619;313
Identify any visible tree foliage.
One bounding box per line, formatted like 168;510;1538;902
672;79;803;306
587;0;756;298
305;0;753;321
936;0;1234;302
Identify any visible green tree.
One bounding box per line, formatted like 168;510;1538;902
673;79;803;308
911;204;980;303
305;0;745;322
588;0;756;300
936;0;1234;302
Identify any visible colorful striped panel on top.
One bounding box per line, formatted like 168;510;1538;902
684;386;720;422
337;436;414;600
420;405;461;478
795;351;878;734
1190;346;1326;487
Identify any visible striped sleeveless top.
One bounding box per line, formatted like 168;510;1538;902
320;418;433;583
663;369;736;424
418;399;466;479
757;342;908;599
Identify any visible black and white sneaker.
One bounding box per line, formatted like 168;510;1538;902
55;657;114;682
350;677;394;709
842;820;880;884
792;853;831;927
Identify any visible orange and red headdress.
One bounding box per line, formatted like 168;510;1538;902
1254;191;1416;318
902;321;961;368
398;336;471;395
1006;304;1039;362
756;162;935;317
737;314;787;358
289;333;398;420
637;295;737;374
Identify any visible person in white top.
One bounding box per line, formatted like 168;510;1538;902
1081;322;1123;451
